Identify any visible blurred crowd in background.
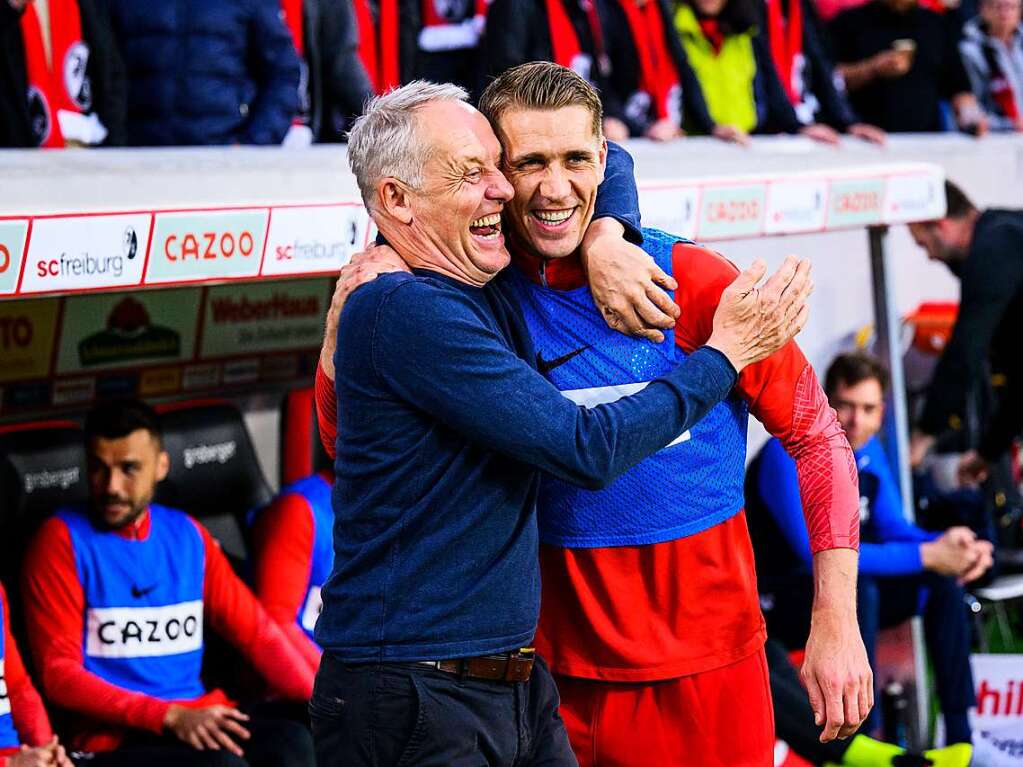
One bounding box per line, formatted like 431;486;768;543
0;0;1021;151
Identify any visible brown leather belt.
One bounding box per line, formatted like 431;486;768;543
418;648;535;683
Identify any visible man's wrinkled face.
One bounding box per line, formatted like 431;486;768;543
407;101;514;279
830;379;885;451
497;106;607;261
87;429;169;529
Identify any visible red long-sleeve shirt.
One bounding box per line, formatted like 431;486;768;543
250;474;334;676
0;582;53;762
315;245;859;679
21;510;315;752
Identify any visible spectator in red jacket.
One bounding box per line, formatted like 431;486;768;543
20;400;315;767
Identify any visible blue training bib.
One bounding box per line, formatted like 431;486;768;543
59;504;207;701
278;474;334;642
506;228;748;548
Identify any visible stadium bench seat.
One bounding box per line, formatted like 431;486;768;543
154;401;273;566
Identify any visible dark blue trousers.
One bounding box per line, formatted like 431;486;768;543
309;652;577;767
857;571;976;736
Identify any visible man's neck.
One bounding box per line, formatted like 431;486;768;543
508;243;587;291
378;223;493;288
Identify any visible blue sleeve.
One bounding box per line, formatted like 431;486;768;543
595;142;643;244
756;438;931;576
852;441;933;576
242;0;302;144
864;447;937;544
354;277;736;489
756;438;815;570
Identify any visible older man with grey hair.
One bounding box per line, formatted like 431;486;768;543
308;80;809;767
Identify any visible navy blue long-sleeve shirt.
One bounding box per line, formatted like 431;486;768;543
316;267;737;661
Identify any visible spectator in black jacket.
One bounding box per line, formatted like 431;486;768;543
908;181;1023;486
0;0;125;147
410;0;488;93
280;0;374;144
829;0;988;133
483;0;631;140
671;0;842;142
103;0;300;146
760;0;887;143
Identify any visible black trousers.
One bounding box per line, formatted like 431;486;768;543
309;652;577;767
72;702;315;767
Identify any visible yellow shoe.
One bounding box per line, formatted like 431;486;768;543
922;743;973;767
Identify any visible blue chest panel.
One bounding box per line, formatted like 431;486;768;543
0;592;18;749
282;475;335;642
60;504;206;701
506;228;749;547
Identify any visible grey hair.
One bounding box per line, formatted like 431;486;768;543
347;80;470;207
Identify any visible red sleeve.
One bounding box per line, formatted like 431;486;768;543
20;517;170;734
672;244;860;553
250;495;321;674
1;583;51;747
193;521;314;700
316;363;338;460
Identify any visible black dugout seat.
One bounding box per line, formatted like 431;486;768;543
154;401;273;565
279;386;332;486
0;421;88;580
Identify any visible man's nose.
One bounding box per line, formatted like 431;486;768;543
539;165;571;202
487;170;514;202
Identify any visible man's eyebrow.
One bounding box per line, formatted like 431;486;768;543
507;151;547;165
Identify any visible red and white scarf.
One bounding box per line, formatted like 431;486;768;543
545;0;608;81
21;0;89;148
766;0;804;104
617;0;679;120
419;0;488;52
353;0;400;94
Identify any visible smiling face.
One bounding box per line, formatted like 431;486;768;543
830;378;885;451
398;100;514;284
496;105;607;262
87;428;169;530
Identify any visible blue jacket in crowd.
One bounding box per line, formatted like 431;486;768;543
749;435;938;578
104;0;301;146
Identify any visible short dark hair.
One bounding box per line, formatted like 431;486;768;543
944;180;976;220
85;399;162;445
824;352;890;398
478;62;604;143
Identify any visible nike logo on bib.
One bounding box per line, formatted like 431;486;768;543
131;584;156;599
536;345;590;375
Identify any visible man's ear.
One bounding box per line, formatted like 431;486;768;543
596;138;608;185
378;179;414;225
155;449;170;483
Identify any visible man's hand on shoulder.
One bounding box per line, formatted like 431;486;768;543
320;244;410;378
581;218;679;343
706;255;813;373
